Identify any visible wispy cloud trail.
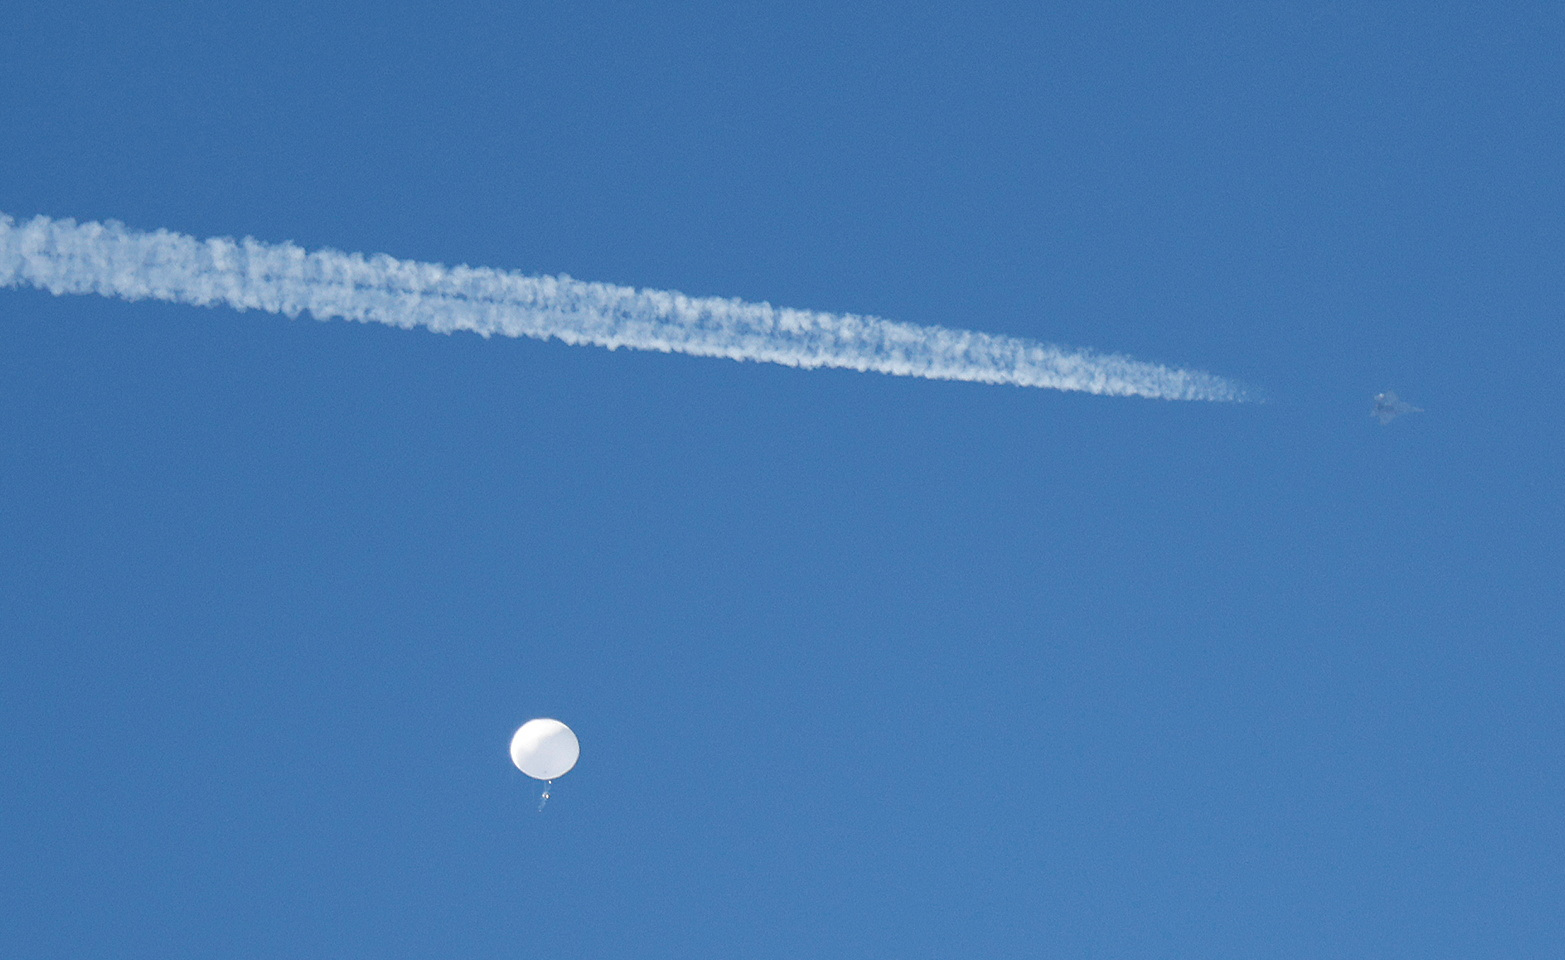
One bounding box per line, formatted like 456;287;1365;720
0;214;1246;401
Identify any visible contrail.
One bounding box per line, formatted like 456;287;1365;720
0;213;1246;401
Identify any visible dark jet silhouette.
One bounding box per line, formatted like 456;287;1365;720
1373;391;1423;425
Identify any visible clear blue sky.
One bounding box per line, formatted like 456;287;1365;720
2;2;1561;957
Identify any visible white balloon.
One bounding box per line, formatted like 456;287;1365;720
510;719;580;781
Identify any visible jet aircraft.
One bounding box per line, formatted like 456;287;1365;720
1373;391;1423;425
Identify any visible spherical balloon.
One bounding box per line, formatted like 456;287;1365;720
510;719;579;781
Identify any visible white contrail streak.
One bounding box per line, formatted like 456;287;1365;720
0;214;1246;401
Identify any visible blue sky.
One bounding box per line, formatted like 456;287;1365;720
2;2;1562;957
